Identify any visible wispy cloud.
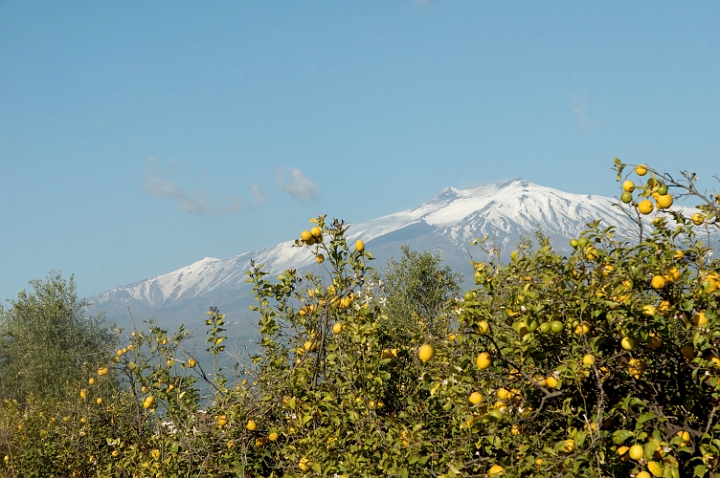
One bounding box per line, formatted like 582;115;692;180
571;93;598;131
142;157;251;214
143;157;211;214
251;185;268;204
276;167;320;203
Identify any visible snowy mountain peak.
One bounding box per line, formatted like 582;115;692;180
91;179;711;321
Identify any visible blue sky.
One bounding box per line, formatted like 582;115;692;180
1;1;719;301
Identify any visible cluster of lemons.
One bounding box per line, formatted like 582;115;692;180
620;164;674;214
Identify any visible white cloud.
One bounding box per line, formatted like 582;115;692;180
571;93;598;131
143;157;211;214
276;167;320;203
251;185;269;203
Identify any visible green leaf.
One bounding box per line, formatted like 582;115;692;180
694;464;707;477
612;429;634;444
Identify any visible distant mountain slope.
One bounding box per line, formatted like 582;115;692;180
90;179;712;344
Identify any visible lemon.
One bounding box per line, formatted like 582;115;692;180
418;344;434;363
681;344;694;360
332;323;343;334
628;358;646;379
582;354;595;366
692;311;708;326
574;322;590;335
621;336;636;351
647;334;663;350
488;464;504;475
629;444;644;460
637;472;651;478
88;377;95;385
300;230;313;242
622;180;635;192
546;376;558;388
355;239;365;252
635;164;648;176
246;419;257;431
642;305;656;316
651;275;666;289
315;254;325;264
476;352;492;370
656;194;673;209
475;320;490;335
187;358;197;368
299;457;311;472
638;199;654;215
468;392;483;405
268;432;279;441
692;213;704;225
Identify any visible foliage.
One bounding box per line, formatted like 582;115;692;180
375;244;461;339
0;272;115;402
0;161;719;477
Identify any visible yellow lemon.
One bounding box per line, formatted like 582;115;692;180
88;377;95;386
622;180;635;192
418;344;434;363
268;432;279;441
638;199;654;215
642;305;656;316
469;392;483;405
693;311;708;326
299;457;311;472
355;240;365;252
475;320;490;335
583;354;595;366
476;352;492;370
488;464;504;476
628;358;646;379
692;213;704;226
332;323;343;334
546;376;558;388
187;358;197;368
651;275;666;289
629;444;644;460
246;419;257;431
635;164;648;176
621;336;636;351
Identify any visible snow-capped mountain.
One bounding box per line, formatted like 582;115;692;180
90;179;710;339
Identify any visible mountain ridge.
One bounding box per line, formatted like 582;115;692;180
90;179;711;338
